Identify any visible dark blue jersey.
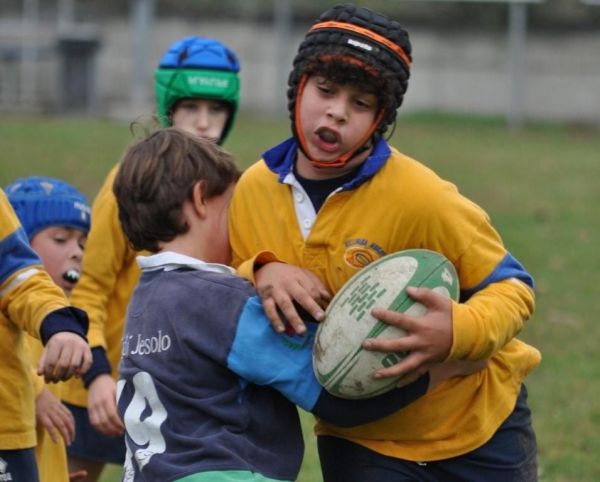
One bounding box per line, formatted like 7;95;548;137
117;252;428;481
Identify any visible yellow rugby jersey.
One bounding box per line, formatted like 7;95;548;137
229;138;541;461
0;190;71;450
63;166;144;406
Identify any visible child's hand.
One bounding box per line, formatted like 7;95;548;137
88;374;124;437
363;286;453;384
37;332;92;383
427;359;488;390
256;262;330;335
35;387;75;444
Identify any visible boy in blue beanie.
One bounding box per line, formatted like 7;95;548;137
6;177;91;294
0;184;91;482
6;176;91;482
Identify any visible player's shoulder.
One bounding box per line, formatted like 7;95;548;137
177;269;255;300
203;269;254;292
375;148;452;199
238;159;276;185
377;147;485;218
136;269;256;322
386;147;444;181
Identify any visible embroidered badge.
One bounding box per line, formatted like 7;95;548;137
343;239;386;269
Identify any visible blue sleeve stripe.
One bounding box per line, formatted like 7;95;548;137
0;227;41;285
460;252;534;301
226;296;322;411
82;346;112;387
39;306;88;345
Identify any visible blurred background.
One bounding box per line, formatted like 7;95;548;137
1;0;600;128
1;2;599;482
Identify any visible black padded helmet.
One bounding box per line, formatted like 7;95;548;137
288;3;412;148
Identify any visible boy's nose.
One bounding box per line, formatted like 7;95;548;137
195;109;210;129
326;101;348;123
70;242;84;261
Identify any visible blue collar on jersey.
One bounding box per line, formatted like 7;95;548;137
262;137;392;191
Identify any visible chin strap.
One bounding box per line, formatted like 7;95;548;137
294;74;385;169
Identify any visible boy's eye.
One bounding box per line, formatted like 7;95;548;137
209;102;227;113
53;236;67;244
354;94;377;110
315;78;334;94
78;235;87;251
177;100;199;111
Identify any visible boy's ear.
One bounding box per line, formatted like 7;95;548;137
191;180;207;218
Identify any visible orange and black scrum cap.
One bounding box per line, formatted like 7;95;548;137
287;3;412;139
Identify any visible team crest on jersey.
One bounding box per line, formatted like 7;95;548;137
343;239;386;269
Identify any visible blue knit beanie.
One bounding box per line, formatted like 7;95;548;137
4;176;91;240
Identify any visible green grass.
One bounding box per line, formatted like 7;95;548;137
1;112;599;482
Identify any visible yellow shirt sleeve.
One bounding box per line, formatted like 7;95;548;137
1;190;70;339
451;278;535;360
65;167;142;405
70;166;135;350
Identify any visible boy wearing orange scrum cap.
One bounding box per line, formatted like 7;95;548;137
229;4;540;481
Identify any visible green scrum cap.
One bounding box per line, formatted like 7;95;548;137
155;36;241;143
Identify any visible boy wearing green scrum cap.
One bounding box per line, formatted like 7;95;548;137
154;36;240;142
63;36;242;481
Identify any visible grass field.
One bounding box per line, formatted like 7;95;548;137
1;112;599;482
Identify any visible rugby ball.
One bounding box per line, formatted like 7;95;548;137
313;249;459;399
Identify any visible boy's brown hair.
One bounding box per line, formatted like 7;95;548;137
114;128;241;253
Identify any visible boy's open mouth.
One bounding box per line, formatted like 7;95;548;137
316;127;339;144
62;268;81;283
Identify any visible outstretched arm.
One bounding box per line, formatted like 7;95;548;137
227;297;486;428
313;357;487;427
71;167;126;384
69;168;133;434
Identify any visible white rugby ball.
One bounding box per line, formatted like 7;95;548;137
313;249;459;399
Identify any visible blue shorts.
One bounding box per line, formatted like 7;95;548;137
64;402;126;465
318;384;537;482
0;448;39;481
